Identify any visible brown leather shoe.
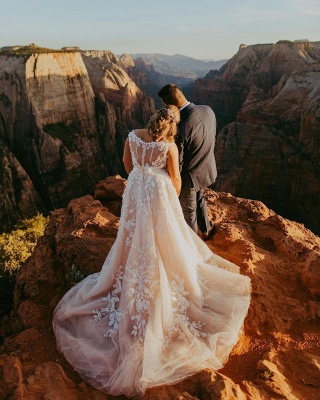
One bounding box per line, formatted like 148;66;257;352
202;225;216;241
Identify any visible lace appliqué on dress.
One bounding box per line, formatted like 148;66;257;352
165;273;208;344
90;244;160;341
126;245;159;341
90;267;124;337
119;132;173;250
91;268;208;344
90;131;208;344
128;131;171;169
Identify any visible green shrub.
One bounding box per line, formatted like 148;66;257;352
0;213;49;318
0;213;49;273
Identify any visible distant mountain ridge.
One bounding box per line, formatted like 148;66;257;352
121;55;195;108
130;53;227;79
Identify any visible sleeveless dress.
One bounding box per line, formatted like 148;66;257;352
53;130;251;398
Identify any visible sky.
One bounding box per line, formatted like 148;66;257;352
0;0;319;60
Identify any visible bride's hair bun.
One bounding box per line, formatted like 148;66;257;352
147;105;180;142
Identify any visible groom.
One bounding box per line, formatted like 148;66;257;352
158;84;217;240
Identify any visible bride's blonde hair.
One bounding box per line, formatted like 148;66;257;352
147;105;180;142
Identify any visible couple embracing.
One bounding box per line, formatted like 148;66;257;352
158;84;217;240
53;84;251;398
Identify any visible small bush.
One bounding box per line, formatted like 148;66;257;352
0;214;49;318
0;213;49;273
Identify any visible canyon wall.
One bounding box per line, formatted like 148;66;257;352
121;54;194;108
191;41;320;233
0;48;154;231
0;143;45;229
81;50;155;171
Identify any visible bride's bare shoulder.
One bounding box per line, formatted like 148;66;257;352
134;129;147;136
134;129;152;142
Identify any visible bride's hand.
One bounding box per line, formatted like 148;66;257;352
167;143;181;195
123;139;133;173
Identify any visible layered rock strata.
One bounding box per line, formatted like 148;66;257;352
81;50;155;173
0;49;154;231
0;142;45;231
191;41;320;233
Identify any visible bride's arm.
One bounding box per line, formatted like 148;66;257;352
167;143;182;195
123;139;133;173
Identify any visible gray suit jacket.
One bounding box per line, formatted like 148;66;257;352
177;103;217;192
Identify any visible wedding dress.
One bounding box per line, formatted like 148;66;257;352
53;130;251;398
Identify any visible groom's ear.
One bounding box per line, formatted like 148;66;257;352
158;84;186;107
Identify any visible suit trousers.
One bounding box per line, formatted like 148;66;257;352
179;173;211;234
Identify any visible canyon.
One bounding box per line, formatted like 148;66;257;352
191;40;320;234
0;176;319;399
122;55;195;108
0;46;154;231
1;40;320;237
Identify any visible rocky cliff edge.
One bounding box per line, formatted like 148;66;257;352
0;176;319;400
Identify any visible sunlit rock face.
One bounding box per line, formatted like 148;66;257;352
81;50;154;127
81;51;155;176
0;51;104;222
191;41;320;233
0;49;154;230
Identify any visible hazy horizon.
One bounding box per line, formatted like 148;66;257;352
1;0;319;60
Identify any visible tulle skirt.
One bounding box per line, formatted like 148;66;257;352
53;166;251;397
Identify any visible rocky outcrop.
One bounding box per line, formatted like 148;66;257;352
81;50;154;126
191;41;320;233
0;142;44;231
120;53;135;68
0;48;154;231
192;41;320;130
81;50;155;174
0;51;106;224
1;176;319;399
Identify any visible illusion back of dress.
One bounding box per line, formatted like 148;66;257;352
129;131;171;169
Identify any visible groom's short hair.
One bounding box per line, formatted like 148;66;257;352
158;84;186;106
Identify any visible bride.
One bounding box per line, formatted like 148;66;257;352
53;105;251;398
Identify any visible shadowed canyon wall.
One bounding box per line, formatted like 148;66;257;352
0;49;154;231
191;41;320;233
120;54;195;108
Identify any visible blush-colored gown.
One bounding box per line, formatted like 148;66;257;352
53;131;251;398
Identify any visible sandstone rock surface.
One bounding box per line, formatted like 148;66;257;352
0;49;154;231
81;50;155;174
0;142;45;231
191;41;320;234
1;176;319;399
81;50;154;127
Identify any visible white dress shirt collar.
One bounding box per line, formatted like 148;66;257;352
179;101;190;112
